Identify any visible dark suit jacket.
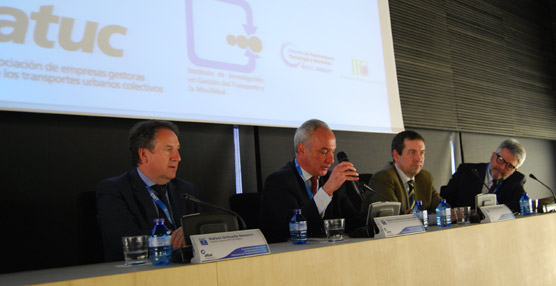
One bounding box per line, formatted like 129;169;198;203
96;168;200;261
259;161;365;243
364;164;442;214
440;163;525;213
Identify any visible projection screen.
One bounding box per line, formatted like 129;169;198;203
0;0;403;133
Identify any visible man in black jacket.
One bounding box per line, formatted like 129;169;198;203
440;139;526;213
259;119;364;243
97;120;200;261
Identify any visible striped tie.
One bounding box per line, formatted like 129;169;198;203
408;180;415;209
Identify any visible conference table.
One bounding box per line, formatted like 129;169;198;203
2;213;555;285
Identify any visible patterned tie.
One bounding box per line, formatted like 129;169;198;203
408;180;415;209
489;180;498;193
151;184;171;219
151;184;168;200
310;176;318;195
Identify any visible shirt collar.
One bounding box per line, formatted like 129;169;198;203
485;163;499;184
394;163;413;184
137;167;156;187
299;165;314;182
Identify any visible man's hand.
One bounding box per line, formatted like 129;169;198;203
171;226;186;248
322;161;359;196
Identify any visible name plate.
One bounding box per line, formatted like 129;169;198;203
543;203;556;213
190;229;270;264
479;204;515;223
373;214;425;238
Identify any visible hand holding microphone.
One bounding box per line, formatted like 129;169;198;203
322;162;358;195
336;152;359;180
325;151;362;198
336;151;391;202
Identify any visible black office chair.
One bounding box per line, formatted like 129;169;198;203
359;173;373;185
75;191;104;264
229;193;261;229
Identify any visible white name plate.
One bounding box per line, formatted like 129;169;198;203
373;214;425;238
190;229;270;264
543;203;556;213
479;204;515;223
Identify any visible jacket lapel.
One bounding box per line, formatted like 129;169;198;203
477;163;488;195
390;166;408;211
130;168;159;226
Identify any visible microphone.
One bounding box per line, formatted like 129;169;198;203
529;174;556;202
336;151;391;202
472;168;490;191
181;193;247;230
360;183;391;202
336;151;365;200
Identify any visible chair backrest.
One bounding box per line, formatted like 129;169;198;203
76;191;104;264
359;173;373;185
181;213;239;245
229;193;261;229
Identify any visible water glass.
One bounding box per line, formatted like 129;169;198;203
323;218;345;242
122;235;149;265
455;207;471;225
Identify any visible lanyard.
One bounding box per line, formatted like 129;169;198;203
485;163;501;193
294;158;316;199
145;184;176;229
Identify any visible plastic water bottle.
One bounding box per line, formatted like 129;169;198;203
520;192;532;216
436;199;451;227
412;200;428;230
289;209;307;244
149;218;172;265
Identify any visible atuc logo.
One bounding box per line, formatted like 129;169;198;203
0;5;127;57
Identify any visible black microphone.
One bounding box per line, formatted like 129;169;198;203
472;168;490;191
181;193;247;230
360;183;391;202
529;174;556;202
336;151;365;200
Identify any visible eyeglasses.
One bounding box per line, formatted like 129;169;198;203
495;153;516;171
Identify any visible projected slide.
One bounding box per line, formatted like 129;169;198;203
0;0;403;133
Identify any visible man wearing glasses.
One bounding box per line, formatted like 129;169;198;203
440;139;526;213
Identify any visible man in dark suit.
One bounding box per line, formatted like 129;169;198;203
97;120;200;262
440;139;526;213
259;119;365;243
363;130;442;214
